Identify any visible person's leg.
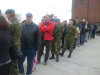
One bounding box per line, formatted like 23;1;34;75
87;32;89;40
77;34;80;47
37;41;45;63
81;34;84;45
55;42;60;62
85;32;88;42
18;50;26;74
0;63;10;75
32;57;37;72
49;41;55;59
60;39;68;57
73;38;77;49
90;31;92;39
94;30;96;39
80;34;83;45
83;33;85;44
26;48;35;75
88;31;90;39
9;60;19;75
61;37;64;48
68;42;74;58
92;30;95;39
44;41;51;64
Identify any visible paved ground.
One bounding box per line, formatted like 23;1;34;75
24;36;100;75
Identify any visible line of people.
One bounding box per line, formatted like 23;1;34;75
0;9;97;75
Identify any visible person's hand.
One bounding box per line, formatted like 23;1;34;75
44;26;47;28
52;37;54;40
42;26;47;28
44;26;47;27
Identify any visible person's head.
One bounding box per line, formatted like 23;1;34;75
0;16;9;29
5;9;15;21
62;20;67;26
81;19;86;25
26;13;33;23
68;19;76;26
75;20;80;24
86;21;89;24
44;15;51;24
54;19;60;25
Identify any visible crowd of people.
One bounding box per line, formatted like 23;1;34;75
0;9;97;75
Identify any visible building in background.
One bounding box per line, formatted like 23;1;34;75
0;10;1;15
72;0;100;23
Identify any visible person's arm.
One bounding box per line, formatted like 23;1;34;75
35;26;40;51
10;19;21;47
43;23;54;32
39;22;45;32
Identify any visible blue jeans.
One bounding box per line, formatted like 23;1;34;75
18;48;36;75
80;34;85;45
89;31;93;39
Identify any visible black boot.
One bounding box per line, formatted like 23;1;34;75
68;51;72;58
49;54;55;59
56;55;59;62
60;51;64;57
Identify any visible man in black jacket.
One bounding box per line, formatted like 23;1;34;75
0;16;11;75
18;13;40;75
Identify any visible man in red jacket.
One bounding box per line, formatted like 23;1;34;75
37;15;54;65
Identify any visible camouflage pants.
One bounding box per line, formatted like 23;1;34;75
51;41;60;56
9;60;19;75
62;39;75;52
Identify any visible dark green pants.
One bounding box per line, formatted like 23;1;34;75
51;41;60;56
9;60;19;75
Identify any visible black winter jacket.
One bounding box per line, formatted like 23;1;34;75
21;22;40;51
0;29;11;64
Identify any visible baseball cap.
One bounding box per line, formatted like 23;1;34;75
5;9;15;14
26;13;33;17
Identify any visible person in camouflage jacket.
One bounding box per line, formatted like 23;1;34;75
60;19;77;58
5;9;21;75
49;19;63;62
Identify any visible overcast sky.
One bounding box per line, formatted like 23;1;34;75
0;0;72;24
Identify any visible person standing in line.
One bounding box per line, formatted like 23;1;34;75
60;19;77;58
61;21;67;48
18;13;40;75
80;21;86;45
5;9;21;75
76;25;81;47
88;23;92;39
37;15;54;65
49;19;63;62
92;23;97;39
0;16;11;75
84;21;89;42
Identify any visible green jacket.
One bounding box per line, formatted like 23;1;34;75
9;18;21;48
53;23;63;42
65;25;77;41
